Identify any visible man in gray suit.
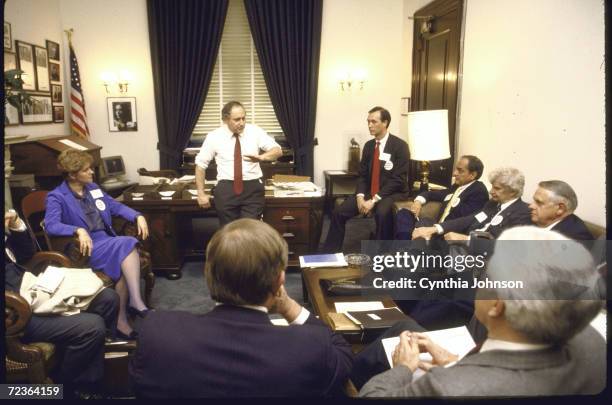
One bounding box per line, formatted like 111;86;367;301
360;226;605;397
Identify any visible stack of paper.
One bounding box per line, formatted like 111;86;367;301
299;253;348;268
33;266;65;294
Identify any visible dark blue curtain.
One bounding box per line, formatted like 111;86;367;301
244;0;323;177
147;0;229;169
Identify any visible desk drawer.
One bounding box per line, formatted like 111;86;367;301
264;207;309;243
287;243;309;265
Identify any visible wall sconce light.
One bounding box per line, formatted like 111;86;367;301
339;69;366;91
101;70;132;94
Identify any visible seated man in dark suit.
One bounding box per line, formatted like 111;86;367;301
129;219;353;398
417;167;532;241
4;210;119;398
322;106;410;252
396;155;489;240
358;226;605;397
529;180;593;240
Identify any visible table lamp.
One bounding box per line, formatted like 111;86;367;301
405;109;451;192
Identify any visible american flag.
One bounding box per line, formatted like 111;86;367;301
69;43;90;139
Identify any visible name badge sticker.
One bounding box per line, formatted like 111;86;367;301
90;189;104;199
475;211;488;223
95;199;106;211
444;193;452;201
451;197;460;207
491;215;503;226
379;152;391;161
384;161;393;171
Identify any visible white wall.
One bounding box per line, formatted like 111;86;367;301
5;0;159;182
458;0;605;225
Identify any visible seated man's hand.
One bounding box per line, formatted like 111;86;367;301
412;226;437;240
444;232;468;242
197;192;211;209
5;210;23;231
392;331;420;372
136;215;149;240
409;201;422;218
356;195;367;214
412;332;459;371
269;285;302;323
76;228;93;257
361;199;375;215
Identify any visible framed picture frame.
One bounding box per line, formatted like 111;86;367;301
49;61;61;83
46;40;60;61
5;102;19;126
34;46;50;92
21;94;53;124
4;51;16;71
16;41;36;90
107;97;138;132
4;22;12;51
51;84;63;103
53;105;65;123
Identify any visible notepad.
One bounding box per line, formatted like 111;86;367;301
299;253;347;268
334;301;384;314
32;266;66;294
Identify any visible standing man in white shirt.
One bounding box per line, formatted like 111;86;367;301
195;101;282;225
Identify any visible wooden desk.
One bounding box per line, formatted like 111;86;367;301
301;266;397;346
122;188;323;279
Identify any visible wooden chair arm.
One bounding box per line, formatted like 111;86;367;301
5;291;32;336
24;251;73;275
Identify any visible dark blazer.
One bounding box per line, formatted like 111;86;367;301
45;181;141;237
552;214;593;240
419;181;489;223
129;305;353;398
440;198;532;239
5;229;36;292
360;326;606;397
356;134;410;199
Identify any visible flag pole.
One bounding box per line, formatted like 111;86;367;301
64;28;74;45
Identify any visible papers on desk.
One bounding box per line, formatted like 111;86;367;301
273;181;322;197
591;310;607;340
381;326;476;374
299;253;347;268
59;138;87;151
325;170;348;175
334;301;384;314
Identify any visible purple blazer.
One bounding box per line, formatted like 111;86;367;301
45;181;141;237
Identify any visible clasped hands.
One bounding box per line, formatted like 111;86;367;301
356;196;375;216
392;331;459;372
75;215;149;257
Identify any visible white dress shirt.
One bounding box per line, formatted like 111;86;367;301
475;197;518;232
195;123;280;181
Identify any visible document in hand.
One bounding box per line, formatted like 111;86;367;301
381;326;476;368
299;253;348;268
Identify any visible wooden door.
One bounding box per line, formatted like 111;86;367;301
411;0;463;187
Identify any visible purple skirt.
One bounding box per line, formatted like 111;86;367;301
89;230;138;281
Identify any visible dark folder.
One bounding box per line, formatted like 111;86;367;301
345;307;409;331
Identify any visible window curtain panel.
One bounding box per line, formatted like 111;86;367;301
244;0;323;177
147;0;229;169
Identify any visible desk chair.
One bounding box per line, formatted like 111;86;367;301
21;190;155;307
21;190;51;251
5;251;71;383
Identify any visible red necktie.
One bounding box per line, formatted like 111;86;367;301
233;133;243;195
370;141;380;198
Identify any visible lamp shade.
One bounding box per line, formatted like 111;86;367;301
405;109;451;161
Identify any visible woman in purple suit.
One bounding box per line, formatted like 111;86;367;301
45;149;150;339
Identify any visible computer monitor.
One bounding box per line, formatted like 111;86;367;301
102;155;126;179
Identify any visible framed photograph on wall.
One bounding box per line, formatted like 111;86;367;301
53;105;65;123
107;97;138;132
34;46;50;92
16;41;36;90
5;103;19;126
4;51;16;71
21;94;53;124
46;40;60;61
51;84;63;103
49;61;61;82
4;22;12;51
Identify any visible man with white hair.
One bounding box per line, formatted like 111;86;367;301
529;180;592;240
359;226;605;397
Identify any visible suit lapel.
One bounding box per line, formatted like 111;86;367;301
59;181;89;228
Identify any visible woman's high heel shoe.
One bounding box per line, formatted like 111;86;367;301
128;306;151;318
116;329;138;340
